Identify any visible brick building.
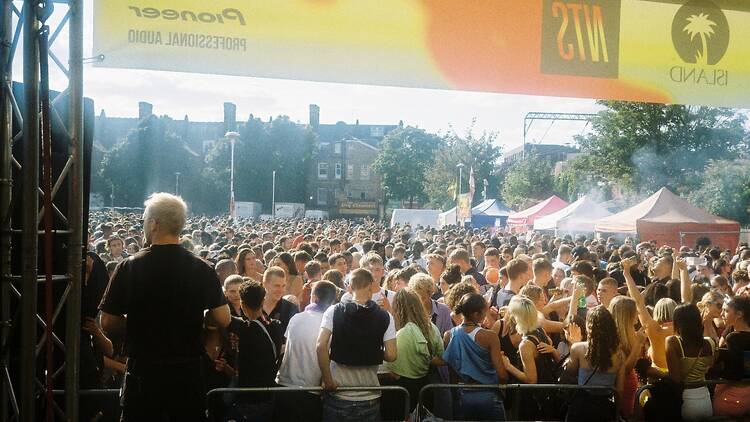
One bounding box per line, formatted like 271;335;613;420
94;102;400;218
306;104;400;218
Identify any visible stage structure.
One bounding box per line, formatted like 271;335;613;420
0;1;85;421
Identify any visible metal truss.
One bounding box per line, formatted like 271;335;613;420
522;111;598;159
1;1;84;421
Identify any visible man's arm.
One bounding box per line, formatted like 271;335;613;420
101;311;126;337
207;304;231;328
676;258;692;304
383;338;397;362
316;328;336;390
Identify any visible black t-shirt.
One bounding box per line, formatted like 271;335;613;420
262;298;299;334
721;330;750;380
227;316;278;401
99;244;226;360
466;267;487;286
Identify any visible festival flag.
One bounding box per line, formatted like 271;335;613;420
468;166;476;198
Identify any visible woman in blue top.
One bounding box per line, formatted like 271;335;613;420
443;293;508;421
564;305;625;422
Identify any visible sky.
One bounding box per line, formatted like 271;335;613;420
4;0;608;151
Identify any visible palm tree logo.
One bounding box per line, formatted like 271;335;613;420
671;0;729;66
683;13;716;65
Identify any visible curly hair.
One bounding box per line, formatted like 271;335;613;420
443;281;477;311
586;306;619;371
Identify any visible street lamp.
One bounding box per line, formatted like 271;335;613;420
225;131;240;217
174;172;180;196
272;170;276;219
456;163;465;225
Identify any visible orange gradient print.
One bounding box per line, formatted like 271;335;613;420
419;0;670;103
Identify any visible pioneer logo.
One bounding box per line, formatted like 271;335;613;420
540;0;621;78
129;6;246;25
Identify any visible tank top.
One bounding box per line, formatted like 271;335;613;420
676;336;715;384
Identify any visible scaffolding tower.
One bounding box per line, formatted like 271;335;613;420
1;0;84;421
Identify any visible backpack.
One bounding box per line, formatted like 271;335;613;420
519;333;566;420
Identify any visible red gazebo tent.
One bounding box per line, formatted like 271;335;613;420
594;187;740;250
506;195;569;233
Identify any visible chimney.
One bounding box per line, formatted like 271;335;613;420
223;102;237;132
309;104;320;130
138;101;153;120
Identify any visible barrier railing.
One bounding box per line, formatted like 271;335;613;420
206;386;410;422
636;378;750;403
52;388;120;397
416;383;619;422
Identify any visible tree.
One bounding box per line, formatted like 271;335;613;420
204;115;316;213
501;154;555;209
553;154;610;202
424;127;502;210
689;159;750;225
372;127;442;208
574;101;749;195
100;116;203;209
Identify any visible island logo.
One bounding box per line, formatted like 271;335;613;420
671;0;729;65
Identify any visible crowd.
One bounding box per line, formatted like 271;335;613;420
80;192;750;422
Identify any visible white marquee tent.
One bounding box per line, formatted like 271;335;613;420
533;196;611;233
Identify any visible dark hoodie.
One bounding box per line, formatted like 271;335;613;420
330;300;390;366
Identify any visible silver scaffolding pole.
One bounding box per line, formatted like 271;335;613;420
0;1;84;420
0;0;15;419
20;3;41;422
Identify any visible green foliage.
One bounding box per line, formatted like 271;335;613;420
100;116;203;209
553;155;610;202
424;128;502;210
99;114;315;215
501;154;555;209
204;115;316;213
372;127;442;208
689;159;750;225
574;101;749;194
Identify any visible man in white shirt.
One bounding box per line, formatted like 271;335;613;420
277;281;338;421
341;253;394;309
553;244;572;273
317;268;397;422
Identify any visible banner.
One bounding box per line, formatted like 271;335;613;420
93;1;750;107
457;193;472;221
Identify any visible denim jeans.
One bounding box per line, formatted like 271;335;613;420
323;395;380;422
455;390;506;421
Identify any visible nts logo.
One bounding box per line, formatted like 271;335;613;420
541;0;621;79
669;0;729;86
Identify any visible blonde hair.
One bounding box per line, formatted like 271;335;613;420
393;289;435;354
408;273;436;297
143;192;187;236
609;296;637;356
653;298;677;323
697;290;724;319
509;295;538;335
519;284;543;302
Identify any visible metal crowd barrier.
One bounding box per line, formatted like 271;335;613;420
206;386;410;422
52;388;120;396
416;383;619;422
636;378;750;404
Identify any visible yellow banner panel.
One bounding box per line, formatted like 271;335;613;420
93;0;750;107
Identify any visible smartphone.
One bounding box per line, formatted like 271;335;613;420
685;257;707;267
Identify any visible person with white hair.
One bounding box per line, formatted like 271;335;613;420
100;193;231;421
